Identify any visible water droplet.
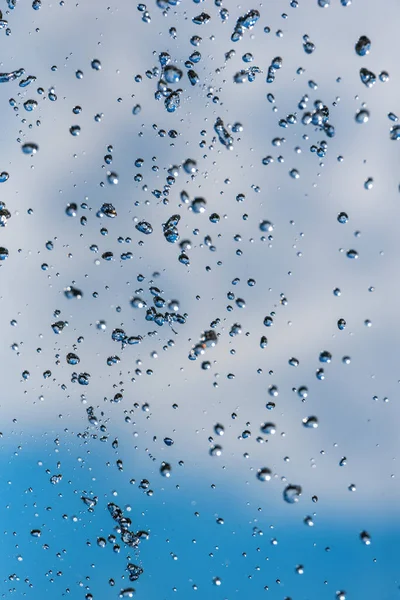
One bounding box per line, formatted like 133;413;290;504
355;35;371;56
107;172;118;185
0;247;9;260
136;221;153;235
209;445;222;457
302;416;318;428
283;484;302;504
360;68;376;88
261;422;276;435
346;249;358;259
257;468;272;482
337;212;348;224
21;142;38;155
23;99;38;111
360;530;371;545
66;353;80;365
319;350;332;363
70;125;81;136
160;462;171;477
355;109;369;124
0;68;24;83
164;65;183;84
30;529;41;537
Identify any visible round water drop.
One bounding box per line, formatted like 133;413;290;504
107;172;118;185
23;99;37;111
91;59;101;70
257;468;272;482
298;386;308;399
160;462;171;477
364;177;373;190
283;484;302;504
260;422;276;435
337;318;346;330
260;220;274;232
379;71;389;83
302;416;318;428
303;40;315;54
66;203;77;217
355;109;369;124
390;125;400;140
164;65;183;84
337;212;348;224
0;172;9;183
214;423;224;436
22;142;38;155
210;445;222;457
289;168;300;179
191;198;206;213
66;352;80;365
0;246;8;260
70;125;81;136
183;159;197;174
319;350;332;363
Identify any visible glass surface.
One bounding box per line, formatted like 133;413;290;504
0;1;398;598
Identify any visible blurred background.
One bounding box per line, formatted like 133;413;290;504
0;0;399;598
